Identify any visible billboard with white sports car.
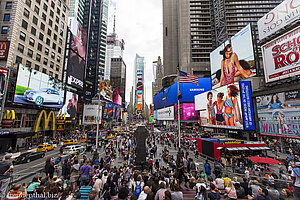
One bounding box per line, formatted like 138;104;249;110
14;65;64;108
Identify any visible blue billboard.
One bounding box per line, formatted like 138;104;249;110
154;78;211;110
240;81;255;130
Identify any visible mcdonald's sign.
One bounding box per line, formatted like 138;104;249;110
0;41;10;60
2;110;15;128
33;110;56;132
57;114;65;131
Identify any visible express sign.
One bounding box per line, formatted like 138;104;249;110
258;0;300;40
262;27;300;83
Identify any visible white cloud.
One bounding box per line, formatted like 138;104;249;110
107;0;162;105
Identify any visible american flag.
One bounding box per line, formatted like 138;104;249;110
179;70;198;85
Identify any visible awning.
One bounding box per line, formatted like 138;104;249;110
216;147;223;150
246;156;282;165
226;147;249;151
249;147;270;150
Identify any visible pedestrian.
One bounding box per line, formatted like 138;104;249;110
0;153;13;199
45;157;55;179
80;160;92;186
79;179;93;200
224;181;237;199
6;183;27;200
291;162;300;200
208;184;221;200
204;160;211;178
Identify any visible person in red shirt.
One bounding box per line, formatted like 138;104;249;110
6;184;27;200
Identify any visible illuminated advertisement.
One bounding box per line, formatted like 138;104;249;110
83;104;101;125
157;106;174;121
210;24;256;89
154;78;211;110
0;41;10;60
0;68;8;113
262;27;300;83
58;91;78;118
175;103;199;121
14;65;64;108
256;90;300;138
67;18;87;90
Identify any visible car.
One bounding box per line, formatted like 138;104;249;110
13;152;45;164
80;136;87;143
63;145;85;155
36;144;55;152
24;88;63;106
63;139;78;145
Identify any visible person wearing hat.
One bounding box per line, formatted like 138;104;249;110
291;162;300;199
0;153;13;199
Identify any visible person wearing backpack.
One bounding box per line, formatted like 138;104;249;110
132;176;144;198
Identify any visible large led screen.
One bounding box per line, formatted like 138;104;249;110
256;90;300;138
175;103;199;121
58;91;78;118
210;24;256;89
14;65;64;108
0;67;8;113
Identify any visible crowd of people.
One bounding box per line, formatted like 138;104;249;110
0;127;299;200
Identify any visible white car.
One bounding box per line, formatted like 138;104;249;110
63;145;85;155
24;88;63;106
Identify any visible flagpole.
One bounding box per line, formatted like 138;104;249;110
177;67;181;149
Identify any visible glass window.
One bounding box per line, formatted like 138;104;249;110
37;43;42;51
50;10;54;18
34;5;39;15
24;8;30;18
56;56;60;62
43;58;48;65
56;16;59;23
60;22;64;29
62;13;65;20
43;3;48;11
46;38;50;45
18;43;24;53
51;1;55;9
55;74;58;79
45;47;49;55
63;5;66;12
58;47;61;53
29;38;35;46
36;53;41;61
59;30;63;36
3;14;10;22
57;8;60;15
26;60;32;68
42;68;47;73
49;71;53;76
47;28;52;36
52;43;56;50
20;31;26;41
51;52;55;59
39;32;44;41
27;49;33;57
22;20;28;30
35;64;39;70
5;2;12;10
16;56;22;64
53;34;57;41
1;26;8;34
56;65;59;71
25;0;31;7
54;25;58;31
32;16;38;25
31;27;36;35
42;13;46;21
58;0;61;6
40;22;45;31
49;19;53;27
50;61;54;68
59;38;62;45
36;0;41;4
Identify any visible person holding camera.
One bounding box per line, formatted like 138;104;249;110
0;153;14;199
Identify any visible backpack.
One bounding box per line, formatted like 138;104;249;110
133;181;142;197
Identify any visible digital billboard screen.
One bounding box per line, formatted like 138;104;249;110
210;24;256;89
175;103;199;121
0;67;8;113
0;41;10;60
83;104;101;125
14;65;64;108
256;90;300;138
58;91;78;118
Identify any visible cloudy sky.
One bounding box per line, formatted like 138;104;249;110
107;0;162;105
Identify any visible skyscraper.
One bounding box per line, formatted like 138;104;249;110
162;0;283;77
134;54;145;118
83;0;108;98
110;57;126;107
152;56;163;97
68;0;85;26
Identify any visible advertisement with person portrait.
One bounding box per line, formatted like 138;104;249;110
175;103;199;121
262;27;300;83
195;83;243;129
58;91;78;118
0;68;8;111
210;24;256;89
256;90;300;138
14;65;64;108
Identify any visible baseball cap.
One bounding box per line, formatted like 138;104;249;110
4;153;12;160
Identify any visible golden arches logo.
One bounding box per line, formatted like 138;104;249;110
57;114;65;120
33;110;56;132
3;110;15;120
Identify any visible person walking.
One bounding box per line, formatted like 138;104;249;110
204;160;211;178
291;162;300;200
0;154;13;199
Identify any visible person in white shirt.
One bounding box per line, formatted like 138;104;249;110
291;162;300;199
245;167;250;179
215;178;225;190
138;186;151;200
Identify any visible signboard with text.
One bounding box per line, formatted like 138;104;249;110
0;41;9;60
157;106;174;121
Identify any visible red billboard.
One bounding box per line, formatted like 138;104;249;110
0;41;10;60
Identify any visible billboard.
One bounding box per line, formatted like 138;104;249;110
0;41;10;60
153;78;211;110
157;106;174;121
14;65;64;108
262;27;300;83
67;18;87;90
83;104;101;125
258;0;300;40
210;24;256;89
175;103;199;121
58;91;78;118
256;90;300;138
0;68;8;114
195;82;244;130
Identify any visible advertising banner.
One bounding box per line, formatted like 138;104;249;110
83;104;101;125
0;41;9;60
84;82;94;103
256;90;300;138
153;78;211;110
240;81;255;130
0;68;8;113
175;103;199;121
58;91;78;118
258;0;300;40
195;82;244;129
210;24;256;89
262;27;300;83
157;106;174;121
67;18;87;90
14;65;64;108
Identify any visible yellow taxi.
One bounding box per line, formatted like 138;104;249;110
36;144;55;152
80;136;87;143
107;135;115;139
63;139;78;145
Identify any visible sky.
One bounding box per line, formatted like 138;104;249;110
107;0;163;106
